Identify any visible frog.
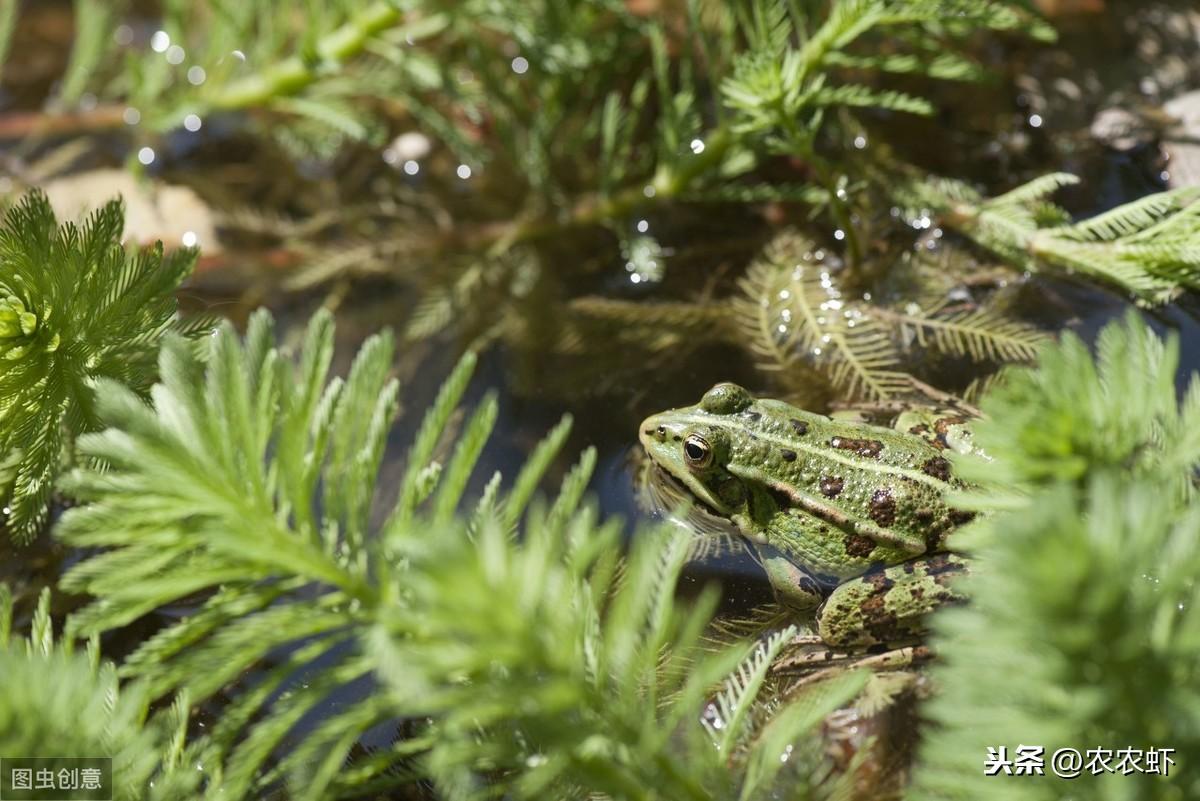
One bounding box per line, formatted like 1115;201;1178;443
638;382;976;649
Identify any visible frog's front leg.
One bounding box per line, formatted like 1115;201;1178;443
817;553;969;649
754;541;826;612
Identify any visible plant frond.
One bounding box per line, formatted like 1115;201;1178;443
884;303;1048;363
0;191;199;541
733;231;912;400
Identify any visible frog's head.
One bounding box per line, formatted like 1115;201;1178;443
639;382;755;517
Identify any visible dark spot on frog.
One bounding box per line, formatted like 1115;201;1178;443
673;434;682;442
914;507;935;523
862;565;893;592
866;643;892;654
819;476;844;498
922;456;952;481
780;449;797;462
790;419;808;435
860;594;898;629
935;415;971;433
922;553;963;576
869;488;897;526
908;424;930;436
924;528;943;553
745;411;761;422
910;586;926;600
796;575;822;597
830;436;883;458
844;533;876;558
949;509;976;525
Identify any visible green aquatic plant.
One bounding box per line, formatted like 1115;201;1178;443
911;313;1200;801
0;586;204;801
572;230;1047;403
0;191;202;541
55;308;864;800
904;174;1200;304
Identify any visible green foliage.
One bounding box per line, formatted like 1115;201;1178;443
905;174;1200;303
911;313;1200;801
0;191;200;541
48;0;430;152
0;588;203;801
721;0;1050;161
55;308;863;800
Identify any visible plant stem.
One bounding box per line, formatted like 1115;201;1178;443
179;1;407;122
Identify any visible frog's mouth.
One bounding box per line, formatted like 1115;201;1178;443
643;461;733;522
639;460;743;548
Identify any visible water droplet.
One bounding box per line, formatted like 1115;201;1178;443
183;114;202;132
123;107;141;125
511;56;529;74
399;160;418;176
690;138;705;154
137;146;156;165
166;45;186;65
778;290;790;300
702;702;726;730
636;219;649;233
1028;113;1043;128
630;273;642;284
456;164;472;179
833;229;845;241
114;25;134;46
151;31;171;53
231;49;246;62
187;66;207;85
853;135;867;149
181;231;198;247
643;185;656;198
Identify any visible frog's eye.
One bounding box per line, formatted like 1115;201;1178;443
683;434;713;468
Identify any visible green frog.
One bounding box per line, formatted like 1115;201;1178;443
639;382;976;649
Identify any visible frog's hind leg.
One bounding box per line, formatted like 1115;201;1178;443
816;553;968;649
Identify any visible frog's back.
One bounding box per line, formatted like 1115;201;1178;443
730;397;970;574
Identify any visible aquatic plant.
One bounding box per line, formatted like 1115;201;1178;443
0;587;204;801
904;174;1200;304
0;191;204;541
911;313;1200;801
573;230;1048;403
48;307;865;800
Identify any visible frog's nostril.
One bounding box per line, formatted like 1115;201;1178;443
656;425;666;439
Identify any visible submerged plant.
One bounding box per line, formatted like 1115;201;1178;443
573;230;1047;404
0;191;202;541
